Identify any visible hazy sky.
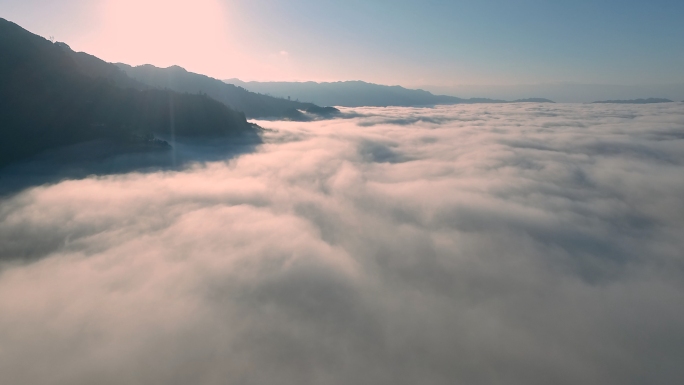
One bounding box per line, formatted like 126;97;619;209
1;0;683;86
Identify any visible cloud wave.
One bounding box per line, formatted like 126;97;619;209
1;103;684;385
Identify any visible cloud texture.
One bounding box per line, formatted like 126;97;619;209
1;103;684;385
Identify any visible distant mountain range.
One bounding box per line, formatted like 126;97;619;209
591;98;674;104
0;18;255;168
6;15;675;171
224;79;555;107
116;64;339;120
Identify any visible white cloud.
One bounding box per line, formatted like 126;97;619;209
1;103;684;384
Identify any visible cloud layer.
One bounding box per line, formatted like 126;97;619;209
1;103;684;385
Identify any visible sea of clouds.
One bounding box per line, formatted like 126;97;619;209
1;103;683;385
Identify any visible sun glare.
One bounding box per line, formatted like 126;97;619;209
96;0;232;73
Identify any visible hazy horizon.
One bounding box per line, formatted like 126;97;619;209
228;77;684;103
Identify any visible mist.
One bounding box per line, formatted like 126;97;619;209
422;83;684;103
1;103;683;385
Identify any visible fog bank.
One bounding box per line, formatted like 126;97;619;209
1;103;683;385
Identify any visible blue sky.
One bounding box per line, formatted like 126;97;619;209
1;0;682;87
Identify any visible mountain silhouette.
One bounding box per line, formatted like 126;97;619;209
116;64;339;120
224;79;555;107
0;18;256;168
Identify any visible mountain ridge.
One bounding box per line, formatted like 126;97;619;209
224;79;555;107
0;17;256;168
115;64;339;120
